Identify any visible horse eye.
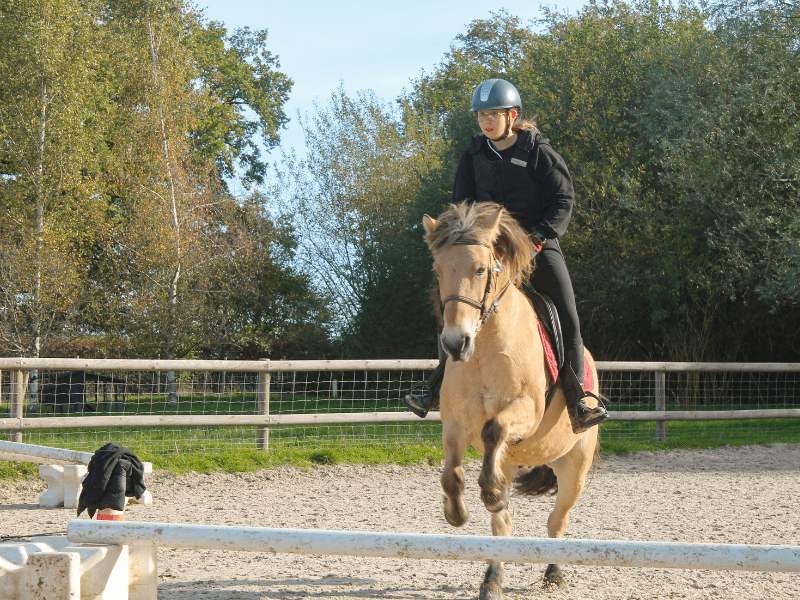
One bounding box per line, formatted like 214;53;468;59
476;266;486;276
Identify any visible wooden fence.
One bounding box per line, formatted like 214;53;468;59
1;358;798;449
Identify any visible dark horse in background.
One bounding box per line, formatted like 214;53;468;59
40;371;125;413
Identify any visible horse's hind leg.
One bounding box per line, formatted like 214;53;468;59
542;433;598;590
481;464;515;600
440;421;471;527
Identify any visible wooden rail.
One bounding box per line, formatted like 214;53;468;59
2;359;798;448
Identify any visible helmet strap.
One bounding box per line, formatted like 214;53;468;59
489;109;513;142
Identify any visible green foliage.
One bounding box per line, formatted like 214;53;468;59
190;20;292;185
0;0;327;360
0;0;113;356
278;87;447;356
395;0;800;362
1;0;798;364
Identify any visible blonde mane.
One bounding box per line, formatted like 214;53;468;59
425;201;534;282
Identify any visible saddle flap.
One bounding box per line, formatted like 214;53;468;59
524;285;564;371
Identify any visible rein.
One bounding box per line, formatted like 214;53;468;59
440;240;522;332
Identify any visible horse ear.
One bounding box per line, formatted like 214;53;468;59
487;205;509;260
487;205;503;238
422;214;438;236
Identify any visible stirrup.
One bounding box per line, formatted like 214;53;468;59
561;362;608;434
568;390;608;434
403;381;434;418
403;361;445;418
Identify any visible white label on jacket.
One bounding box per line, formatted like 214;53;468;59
511;158;527;167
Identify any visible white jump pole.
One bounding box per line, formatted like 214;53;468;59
67;521;800;573
0;440;93;465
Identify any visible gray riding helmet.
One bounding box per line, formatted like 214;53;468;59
470;78;522;113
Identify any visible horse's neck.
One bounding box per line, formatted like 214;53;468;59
466;284;547;402
477;284;539;349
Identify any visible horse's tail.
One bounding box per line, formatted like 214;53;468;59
512;465;558;497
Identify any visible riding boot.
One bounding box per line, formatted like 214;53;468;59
562;345;608;434
403;359;444;418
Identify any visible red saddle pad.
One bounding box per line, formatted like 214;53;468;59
538;320;594;391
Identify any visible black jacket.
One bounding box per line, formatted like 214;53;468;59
77;442;146;517
452;129;574;239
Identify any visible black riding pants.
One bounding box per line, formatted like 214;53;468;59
529;239;582;352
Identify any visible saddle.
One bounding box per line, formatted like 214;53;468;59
523;283;564;372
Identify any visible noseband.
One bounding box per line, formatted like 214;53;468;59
440;240;521;332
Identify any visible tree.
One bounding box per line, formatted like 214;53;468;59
188;199;331;359
401;0;800;362
0;0;111;367
86;0;311;367
628;0;800;360
278;87;446;357
0;0;328;368
190;20;293;186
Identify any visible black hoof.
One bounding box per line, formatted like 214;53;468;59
543;564;567;590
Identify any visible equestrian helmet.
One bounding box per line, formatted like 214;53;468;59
470;79;522;113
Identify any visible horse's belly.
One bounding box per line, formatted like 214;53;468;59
503;399;579;465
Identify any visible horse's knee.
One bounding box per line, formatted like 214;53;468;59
441;465;465;498
481;417;505;451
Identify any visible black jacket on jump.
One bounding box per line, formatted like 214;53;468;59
451;128;583;351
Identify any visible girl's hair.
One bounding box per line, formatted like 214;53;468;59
512;111;538;132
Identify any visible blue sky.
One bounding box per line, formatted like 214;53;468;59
198;1;588;173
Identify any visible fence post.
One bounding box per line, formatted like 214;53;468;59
257;359;271;451
9;369;24;443
655;370;666;443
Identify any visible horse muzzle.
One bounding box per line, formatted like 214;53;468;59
440;325;475;362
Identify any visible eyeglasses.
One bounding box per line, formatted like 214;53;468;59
476;110;507;121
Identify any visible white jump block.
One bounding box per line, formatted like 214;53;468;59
23;551;80;600
36;462;152;509
20;552;81;600
0;536;156;600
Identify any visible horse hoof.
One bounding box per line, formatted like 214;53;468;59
442;495;470;527
479;587;504;600
480;489;509;513
543;564;567;591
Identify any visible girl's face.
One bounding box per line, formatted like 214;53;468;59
476;109;518;140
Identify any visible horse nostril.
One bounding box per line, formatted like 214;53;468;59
462;336;472;352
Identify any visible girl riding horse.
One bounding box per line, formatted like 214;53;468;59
405;78;607;434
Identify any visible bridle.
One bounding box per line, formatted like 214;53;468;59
440;240;522;332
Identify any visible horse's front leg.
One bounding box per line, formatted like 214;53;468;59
478;417;510;512
440;419;471;527
478;400;536;512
